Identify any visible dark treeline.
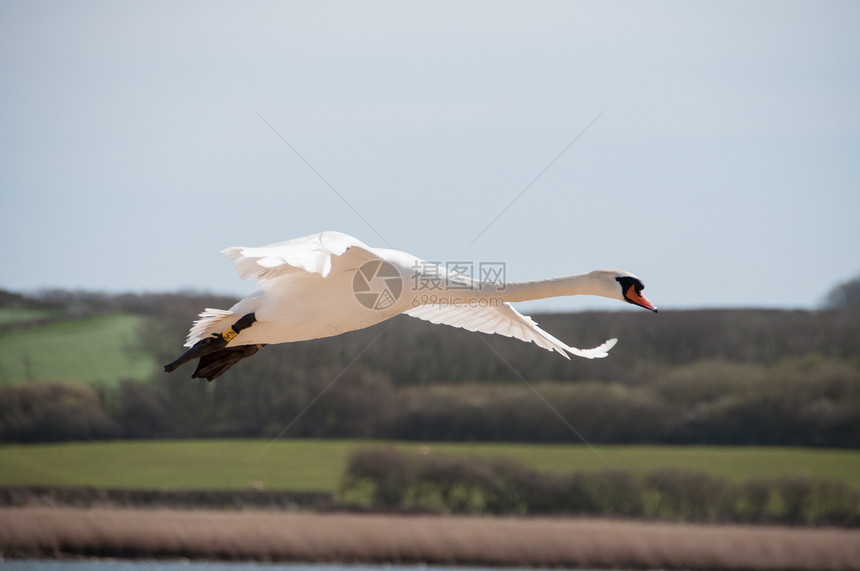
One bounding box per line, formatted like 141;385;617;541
1;289;859;445
0;486;333;512
342;447;860;526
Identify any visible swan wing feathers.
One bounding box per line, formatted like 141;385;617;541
223;231;379;281
405;303;617;359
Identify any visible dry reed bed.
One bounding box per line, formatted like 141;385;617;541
2;507;859;570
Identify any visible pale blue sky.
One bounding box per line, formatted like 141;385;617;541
2;1;858;311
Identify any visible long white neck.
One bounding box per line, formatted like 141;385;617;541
494;273;617;303
402;263;623;307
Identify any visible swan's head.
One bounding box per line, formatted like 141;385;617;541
589;270;658;312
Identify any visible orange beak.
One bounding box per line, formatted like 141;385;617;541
626;285;658;312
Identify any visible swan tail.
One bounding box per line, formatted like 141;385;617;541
185;308;236;347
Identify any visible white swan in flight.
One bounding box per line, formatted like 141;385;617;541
165;231;657;380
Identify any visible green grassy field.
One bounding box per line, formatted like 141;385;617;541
1;439;858;492
0;312;156;386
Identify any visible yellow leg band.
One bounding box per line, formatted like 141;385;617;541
222;327;238;342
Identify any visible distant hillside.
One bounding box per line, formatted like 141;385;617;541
0;289;234;386
0;312;154;386
1;289;858;445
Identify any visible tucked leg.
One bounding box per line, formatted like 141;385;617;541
164;312;259;375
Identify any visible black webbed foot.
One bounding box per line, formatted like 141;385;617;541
164;335;228;373
192;344;266;381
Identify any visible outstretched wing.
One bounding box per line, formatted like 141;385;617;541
222;231;379;281
405;303;617;359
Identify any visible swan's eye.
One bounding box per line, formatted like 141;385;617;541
616;275;645;296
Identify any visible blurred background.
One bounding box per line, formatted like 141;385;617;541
1;0;860;534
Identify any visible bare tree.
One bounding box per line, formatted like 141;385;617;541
824;274;860;308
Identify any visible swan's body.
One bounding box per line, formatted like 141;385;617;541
165;231;656;380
